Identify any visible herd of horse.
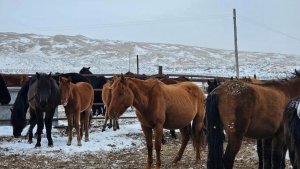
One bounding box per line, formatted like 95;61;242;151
2;68;300;168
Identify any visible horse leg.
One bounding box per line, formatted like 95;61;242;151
74;111;82;146
35;111;44;148
173;125;190;163
257;139;263;169
272;134;285;169
44;110;55;147
84;110;90;142
280;145;287;169
108;118;113;128
66;112;73;146
153;125;163;169
141;124;153;169
223;134;243;169
262;138;272;169
170;129;177;139
116;119;119;130
102;112;109;132
27;109;37;144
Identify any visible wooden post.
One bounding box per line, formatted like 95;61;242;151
158;66;163;76
233;8;239;78
136;55;139;75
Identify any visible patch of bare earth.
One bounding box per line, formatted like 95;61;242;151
0;122;292;169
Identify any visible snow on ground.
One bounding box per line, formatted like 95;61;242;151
0;110;144;158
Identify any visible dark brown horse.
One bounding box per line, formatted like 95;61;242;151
3;74;29;87
283;96;300;168
206;70;300;169
59;76;94;146
107;75;206;169
27;72;60;147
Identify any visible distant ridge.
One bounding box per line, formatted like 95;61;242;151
0;32;299;79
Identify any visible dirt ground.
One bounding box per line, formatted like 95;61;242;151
0;119;292;169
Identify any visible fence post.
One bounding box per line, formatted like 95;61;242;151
158;66;163;76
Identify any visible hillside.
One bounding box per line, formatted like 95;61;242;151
0;32;299;79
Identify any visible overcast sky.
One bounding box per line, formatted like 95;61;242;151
0;0;300;55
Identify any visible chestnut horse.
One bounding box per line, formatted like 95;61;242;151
107;75;206;169
101;79;119;132
206;70;300;169
59;76;94;146
283;96;300;168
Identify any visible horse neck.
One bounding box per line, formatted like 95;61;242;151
68;83;77;102
127;78;157;112
281;78;300;98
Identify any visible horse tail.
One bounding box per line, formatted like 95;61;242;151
190;90;206;161
206;93;224;169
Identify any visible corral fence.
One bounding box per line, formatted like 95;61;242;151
0;67;232;126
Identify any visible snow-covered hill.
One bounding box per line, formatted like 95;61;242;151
0;32;299;79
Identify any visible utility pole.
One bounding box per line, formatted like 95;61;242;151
136;55;139;75
233;8;239;78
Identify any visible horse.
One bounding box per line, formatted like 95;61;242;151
107;75;206;169
2;74;29;87
27;72;60;147
0;74;11;105
283;96;300;168
159;77;190;141
53;72;90;84
206;70;300;169
79;67;107;116
59;76;94;146
101;79;119;132
10;77;31;138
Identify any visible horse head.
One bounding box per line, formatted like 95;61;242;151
35;72;53;109
10;107;27;137
79;67;92;74
59;76;72;106
107;75;134;119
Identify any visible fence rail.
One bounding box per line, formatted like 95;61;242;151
0;71;237;125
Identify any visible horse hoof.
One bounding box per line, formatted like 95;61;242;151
67;143;71;146
85;138;89;142
28;140;33;144
35;144;41;148
102;129;105;132
77;143;82;146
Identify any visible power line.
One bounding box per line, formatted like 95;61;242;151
19;14;231;32
238;14;300;43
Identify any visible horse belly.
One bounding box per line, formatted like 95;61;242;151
246;120;281;139
163;107;195;129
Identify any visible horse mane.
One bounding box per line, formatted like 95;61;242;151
11;77;33;114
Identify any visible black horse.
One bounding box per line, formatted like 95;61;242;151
10;77;31;137
0;74;11;104
52;72;90;84
27;72;60;147
79;67;107;116
283;96;300;168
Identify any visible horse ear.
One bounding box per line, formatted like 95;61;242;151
120;74;126;83
48;72;52;78
213;79;218;85
36;72;40;79
87;67;90;70
207;80;211;85
67;76;72;82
